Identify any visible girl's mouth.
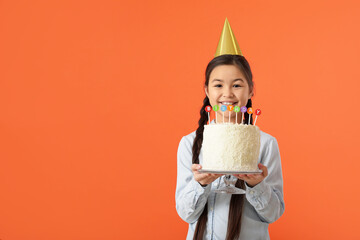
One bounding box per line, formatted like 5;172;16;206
219;101;238;106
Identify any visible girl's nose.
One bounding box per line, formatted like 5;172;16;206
222;87;234;98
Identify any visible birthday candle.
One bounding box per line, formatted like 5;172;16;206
227;105;233;123
205;105;212;124
254;108;261;126
213;105;219;123
234;106;240;124
247;107;253;125
220;105;227;123
240;106;247;124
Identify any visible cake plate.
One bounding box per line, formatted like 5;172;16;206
198;169;263;175
198;169;263;194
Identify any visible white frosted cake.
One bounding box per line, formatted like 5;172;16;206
202;123;260;171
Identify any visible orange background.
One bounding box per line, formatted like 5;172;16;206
1;0;360;239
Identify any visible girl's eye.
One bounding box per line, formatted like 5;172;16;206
233;85;242;88
214;84;222;88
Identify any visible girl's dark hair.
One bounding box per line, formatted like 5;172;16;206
192;54;254;240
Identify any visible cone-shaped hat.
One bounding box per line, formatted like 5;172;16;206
215;18;243;57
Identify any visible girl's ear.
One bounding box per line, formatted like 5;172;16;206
205;87;209;98
249;90;254;99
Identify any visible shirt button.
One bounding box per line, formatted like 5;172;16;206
213;183;218;187
210;207;214;211
250;190;255;195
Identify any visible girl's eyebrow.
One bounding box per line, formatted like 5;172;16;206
234;78;244;82
212;78;244;82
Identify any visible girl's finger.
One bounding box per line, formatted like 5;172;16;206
258;163;268;177
246;174;260;180
240;176;247;180
191;164;202;172
195;174;211;181
244;174;253;179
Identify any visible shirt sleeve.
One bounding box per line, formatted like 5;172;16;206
245;137;285;223
175;136;212;224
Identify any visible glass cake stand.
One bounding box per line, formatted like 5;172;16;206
198;169;263;194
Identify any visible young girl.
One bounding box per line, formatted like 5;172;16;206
175;54;284;240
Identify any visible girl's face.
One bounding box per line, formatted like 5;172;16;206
205;64;253;123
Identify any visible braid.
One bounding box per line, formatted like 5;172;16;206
244;99;253;125
192;96;210;164
226;180;245;239
192;96;210;240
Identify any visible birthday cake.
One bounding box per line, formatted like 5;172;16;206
202;123;260;171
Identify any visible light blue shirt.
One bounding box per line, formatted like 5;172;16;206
175;128;285;240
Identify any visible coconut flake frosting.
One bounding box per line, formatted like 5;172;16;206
202;123;260;171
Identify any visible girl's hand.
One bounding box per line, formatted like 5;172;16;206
192;164;223;186
233;163;268;187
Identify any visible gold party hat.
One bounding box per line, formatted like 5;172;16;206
215;18;243;57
